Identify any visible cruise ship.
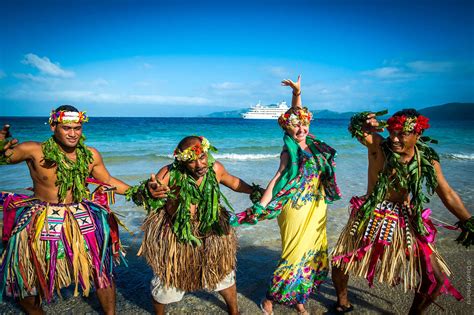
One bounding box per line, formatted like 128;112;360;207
241;101;289;119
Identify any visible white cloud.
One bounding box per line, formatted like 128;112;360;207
362;66;415;80
13;73;59;83
0;70;6;79
6;89;210;105
265;66;289;77
22;53;75;78
210;82;243;90
134;81;152;87
406;61;455;73
92;78;110;86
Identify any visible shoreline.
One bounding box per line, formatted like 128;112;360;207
1;228;473;314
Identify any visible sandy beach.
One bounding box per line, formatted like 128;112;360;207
1;219;472;314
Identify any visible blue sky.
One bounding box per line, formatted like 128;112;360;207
0;0;473;116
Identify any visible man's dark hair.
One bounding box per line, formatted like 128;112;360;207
392;108;421;118
54;105;79;112
177;136;201;151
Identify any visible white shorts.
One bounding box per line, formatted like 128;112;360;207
150;271;236;304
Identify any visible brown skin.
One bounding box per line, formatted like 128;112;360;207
0;123;133;314
332;114;471;314
147;138;253;315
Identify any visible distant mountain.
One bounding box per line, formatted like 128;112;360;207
419;103;474;120
203;102;473;119
205;109;247;118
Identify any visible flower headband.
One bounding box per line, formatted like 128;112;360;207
278;107;313;130
49;110;89;125
387;115;430;134
173;136;216;162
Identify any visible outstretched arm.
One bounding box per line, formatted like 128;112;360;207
434;161;471;221
90;148;130;194
215;161;253;194
0;124;34;164
258;150;289;207
281;75;302;109
434;160;473;247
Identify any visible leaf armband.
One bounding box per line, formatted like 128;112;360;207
125;180;167;213
456;216;474;248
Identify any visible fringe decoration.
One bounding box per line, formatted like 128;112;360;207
331;196;462;300
139;209;237;292
0;199;126;302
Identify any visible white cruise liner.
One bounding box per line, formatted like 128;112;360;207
241;101;289;119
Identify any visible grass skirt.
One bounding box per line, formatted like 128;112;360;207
0;193;126;302
139;208;237;292
331;196;462;300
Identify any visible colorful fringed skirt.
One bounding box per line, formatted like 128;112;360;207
331;196;462;300
0;193;126;302
138;208;237;292
266;181;329;305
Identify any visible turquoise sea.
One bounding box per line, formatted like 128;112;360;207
1;117;473;247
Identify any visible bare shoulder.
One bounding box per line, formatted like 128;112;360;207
15;141;43;157
432;160;443;173
87;146;103;165
88;146;101;156
213;160;225;175
156;164;173;184
18;141;42;150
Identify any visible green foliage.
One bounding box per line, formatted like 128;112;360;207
42;136;94;202
125;179;167;211
129;154;233;246
250;183;263;204
456;217;474;248
169;155;233;245
353;138;439;236
348;109;388;141
0;138;13;165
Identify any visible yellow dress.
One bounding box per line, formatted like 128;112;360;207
266;150;329;305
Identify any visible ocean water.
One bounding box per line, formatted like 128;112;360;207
1;117;473;247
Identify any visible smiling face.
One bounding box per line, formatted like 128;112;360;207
388;130;419;154
287;123;310;144
51;122;83;148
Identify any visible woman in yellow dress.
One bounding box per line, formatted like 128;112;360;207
231;76;341;314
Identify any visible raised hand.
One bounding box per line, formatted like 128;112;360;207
0;125;18;151
147;173;170;199
363;113;385;136
281;75;301;94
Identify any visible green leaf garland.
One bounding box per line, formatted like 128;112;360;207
42;135;94;202
351;138;439;236
127;154;233;246
349;109;388;142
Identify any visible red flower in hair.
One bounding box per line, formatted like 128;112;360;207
387;115;406;132
191;144;203;156
414;115;430;133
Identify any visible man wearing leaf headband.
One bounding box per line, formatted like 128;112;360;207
0;105;143;314
331;109;473;314
126;135;260;315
